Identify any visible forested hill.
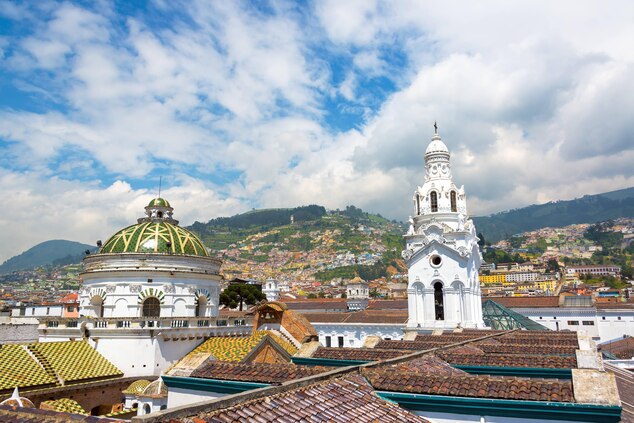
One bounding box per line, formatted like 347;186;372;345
0;240;96;274
190;205;326;231
473;187;634;243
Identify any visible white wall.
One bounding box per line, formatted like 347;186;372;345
93;336;204;377
313;323;405;348
417;410;588;423
12;305;63;317
512;307;634;343
167;387;226;408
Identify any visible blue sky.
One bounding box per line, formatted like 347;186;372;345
1;0;633;262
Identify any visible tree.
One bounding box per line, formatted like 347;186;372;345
219;284;266;311
546;258;560;273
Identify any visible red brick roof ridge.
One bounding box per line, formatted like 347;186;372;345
187;373;429;423
362;369;576;403
134;330;519;422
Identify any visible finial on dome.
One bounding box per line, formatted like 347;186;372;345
434;121;438;134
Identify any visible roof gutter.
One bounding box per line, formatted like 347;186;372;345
377;391;621;423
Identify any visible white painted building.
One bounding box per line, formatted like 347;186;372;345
262;278;280;302
346;276;369;311
403;128;484;330
38;198;251;377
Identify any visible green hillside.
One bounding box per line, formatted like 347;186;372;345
0;240;96;274
473;187;634;243
187;205;407;282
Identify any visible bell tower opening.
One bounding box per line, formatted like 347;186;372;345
430;191;438;212
434;282;444;320
450;191;457;212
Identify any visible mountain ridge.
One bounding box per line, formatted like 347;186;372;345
2;187;632;275
473;186;634;242
0;240;96;274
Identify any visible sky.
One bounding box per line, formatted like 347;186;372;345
0;1;633;262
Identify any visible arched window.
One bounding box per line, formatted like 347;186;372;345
195;296;207;317
415;195;421;215
90;296;104;318
142;297;161;318
143;404;151;414
450;191;457;212
430;191;438;212
434;282;444;320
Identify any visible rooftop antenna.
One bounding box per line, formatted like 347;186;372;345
434;121;438;134
158;176;162;198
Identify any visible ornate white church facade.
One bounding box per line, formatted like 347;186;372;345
39;198;251;376
402;128;485;329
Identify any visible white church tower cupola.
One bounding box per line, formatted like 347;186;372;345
263;277;280;302
403;125;484;330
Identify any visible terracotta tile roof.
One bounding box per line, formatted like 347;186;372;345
504;331;578;339
596;302;634;309
437;352;577;369
190;361;331;384
605;363;634;423
301;312;350;323
367;300;408;310
445;345;485;355
598;336;634;359
375;340;454;350
302;310;408;324
284;299;347;311
413;334;487;343
485;296;560;308
188;374;429;423
477;343;578;355
364;369;575;403
496;335;579;347
391;355;467;376
312;347;409;361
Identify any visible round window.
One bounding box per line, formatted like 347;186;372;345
430;255;442;267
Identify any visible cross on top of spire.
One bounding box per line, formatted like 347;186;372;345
434;121;438;134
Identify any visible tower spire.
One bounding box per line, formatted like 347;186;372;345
434;121;438;134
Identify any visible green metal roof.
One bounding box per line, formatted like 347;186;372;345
99;221;208;256
482;300;549;331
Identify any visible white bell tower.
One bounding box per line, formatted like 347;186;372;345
403;125;484;329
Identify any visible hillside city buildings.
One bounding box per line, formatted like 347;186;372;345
0;129;631;422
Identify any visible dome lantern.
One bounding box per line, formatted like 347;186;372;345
97;198;208;256
141;198;178;225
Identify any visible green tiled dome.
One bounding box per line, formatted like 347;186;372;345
99;221;208;256
148;197;171;208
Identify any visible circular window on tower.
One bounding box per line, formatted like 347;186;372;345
430;255;442;267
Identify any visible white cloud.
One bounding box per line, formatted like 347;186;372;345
0;1;633;262
0;170;247;263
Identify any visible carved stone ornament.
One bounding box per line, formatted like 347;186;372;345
401;249;413;260
163;284;175;293
105;286;116;293
129;284;141;293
